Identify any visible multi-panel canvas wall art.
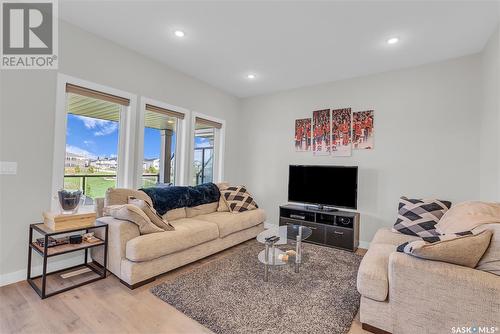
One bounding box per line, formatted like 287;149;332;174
353;110;374;149
295;118;312;151
295;108;374;155
312;109;331;155
331;108;352;156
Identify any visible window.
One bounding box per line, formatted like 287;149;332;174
192;116;222;185
63;84;129;200
141;104;184;186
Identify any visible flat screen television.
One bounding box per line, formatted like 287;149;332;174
288;165;358;210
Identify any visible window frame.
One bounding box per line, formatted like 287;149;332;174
137;97;189;187
190;111;226;185
52;73;137;210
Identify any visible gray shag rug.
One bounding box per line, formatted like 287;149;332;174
151;241;362;334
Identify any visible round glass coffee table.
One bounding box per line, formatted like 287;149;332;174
256;224;312;281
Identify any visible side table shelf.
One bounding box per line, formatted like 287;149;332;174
27;221;108;299
30;239;105;257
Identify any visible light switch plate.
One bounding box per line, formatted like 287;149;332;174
0;161;17;175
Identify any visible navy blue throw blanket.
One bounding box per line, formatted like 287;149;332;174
140;183;220;216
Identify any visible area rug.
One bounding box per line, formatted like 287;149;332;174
151;241;362;334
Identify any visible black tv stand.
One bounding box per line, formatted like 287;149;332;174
279;204;359;252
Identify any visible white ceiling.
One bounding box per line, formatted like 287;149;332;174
60;1;499;98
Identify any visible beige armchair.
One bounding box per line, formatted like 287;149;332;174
357;227;500;334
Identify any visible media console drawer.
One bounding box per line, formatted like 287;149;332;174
325;226;354;250
279;219;326;244
299;221;325;244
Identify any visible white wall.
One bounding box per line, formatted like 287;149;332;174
239;55;482;247
0;20;240;284
479;27;500;201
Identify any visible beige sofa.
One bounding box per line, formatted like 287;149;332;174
91;188;266;288
357;226;500;334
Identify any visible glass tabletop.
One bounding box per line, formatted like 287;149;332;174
257;248;288;266
256;224;313;245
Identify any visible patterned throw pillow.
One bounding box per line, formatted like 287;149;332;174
396;230;493;268
393;197;451;237
221;186;258;213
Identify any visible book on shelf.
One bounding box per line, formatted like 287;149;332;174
35;236;69;248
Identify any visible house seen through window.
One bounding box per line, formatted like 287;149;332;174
64;92;122;200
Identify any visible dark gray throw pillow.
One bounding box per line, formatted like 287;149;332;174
392;197;451;237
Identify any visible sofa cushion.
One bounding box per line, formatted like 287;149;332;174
216;182;230;212
216;182;230;190
474;223;500;275
431;202;500;275
397;230;492;268
105;188;152;207
217;196;230;212
186;202;219;218
125;218;219;261
393;197;451;237
196;209;266;238
371;227;420;247
357;243;396;302
163;207;186;221
436;201;500;234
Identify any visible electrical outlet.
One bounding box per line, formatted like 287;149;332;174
0;161;17;175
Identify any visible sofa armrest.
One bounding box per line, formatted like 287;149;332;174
388;252;500;334
91;216;140;277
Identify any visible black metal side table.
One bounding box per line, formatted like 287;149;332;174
27;221;108;299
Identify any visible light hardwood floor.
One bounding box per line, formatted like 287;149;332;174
0;242;369;334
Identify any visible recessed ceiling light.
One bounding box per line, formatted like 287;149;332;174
167;120;174;124
387;37;399;45
174;30;185;38
247;74;256;79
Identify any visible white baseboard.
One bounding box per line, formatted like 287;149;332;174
359;240;371;250
0;255;84;287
